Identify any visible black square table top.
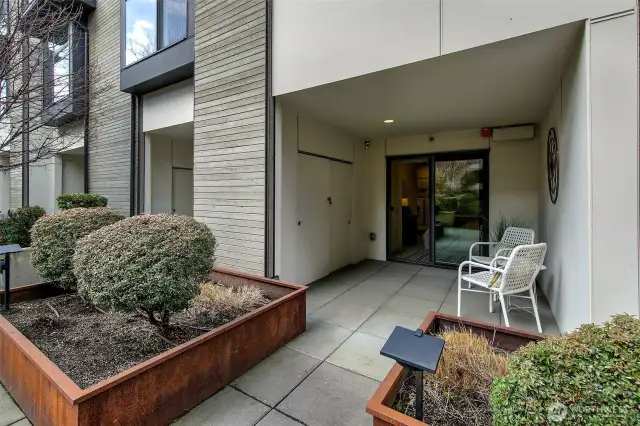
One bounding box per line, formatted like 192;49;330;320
0;244;23;255
380;326;445;373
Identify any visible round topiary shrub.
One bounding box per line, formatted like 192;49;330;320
30;208;125;290
73;214;215;326
0;205;46;247
57;193;108;210
491;314;640;425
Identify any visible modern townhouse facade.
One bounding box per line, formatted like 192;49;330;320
4;0;640;333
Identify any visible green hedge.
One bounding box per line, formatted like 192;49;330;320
30;208;124;290
57;193;108;210
0;206;46;247
74;214;215;326
491;314;640;425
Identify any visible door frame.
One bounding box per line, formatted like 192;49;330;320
385;149;490;267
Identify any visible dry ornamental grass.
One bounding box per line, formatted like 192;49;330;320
395;329;509;426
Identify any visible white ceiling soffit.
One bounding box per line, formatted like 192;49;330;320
280;21;582;139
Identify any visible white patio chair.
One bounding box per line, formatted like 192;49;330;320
467;227;535;288
457;243;547;333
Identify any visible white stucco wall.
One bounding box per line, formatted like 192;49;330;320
275;103;364;282
61;155;84;195
538;24;591;332
29;157;61;212
144;134;194;215
142;79;194;133
273;0;634;95
441;0;633;55
590;14;639;324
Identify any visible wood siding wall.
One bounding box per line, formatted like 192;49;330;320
87;1;131;216
193;0;267;275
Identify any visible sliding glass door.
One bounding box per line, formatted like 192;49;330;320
387;151;488;267
433;156;487;265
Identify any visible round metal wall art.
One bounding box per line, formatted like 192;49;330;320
547;128;559;204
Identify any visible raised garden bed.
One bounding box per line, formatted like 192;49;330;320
0;268;306;426
366;312;544;426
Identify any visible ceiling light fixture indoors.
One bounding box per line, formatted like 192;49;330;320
383;119;394;123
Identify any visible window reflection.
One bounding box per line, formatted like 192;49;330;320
162;0;187;48
125;0;157;66
44;24;72;105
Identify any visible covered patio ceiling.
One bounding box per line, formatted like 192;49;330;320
279;21;582;139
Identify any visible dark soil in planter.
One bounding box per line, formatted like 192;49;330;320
2;292;272;389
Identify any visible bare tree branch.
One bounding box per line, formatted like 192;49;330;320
0;0;110;170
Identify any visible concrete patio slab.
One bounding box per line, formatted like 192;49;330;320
310;288;389;330
326;332;395;381
286;318;352;360
385;262;423;273
438;300;502;325
9;419;31;426
277;363;379;426
353;276;409;294
398;277;452;302
174;386;269;426
357;310;424;339
0;384;26;426
381;294;442;318
232;347;321;407
418;266;457;279
255;410;304;426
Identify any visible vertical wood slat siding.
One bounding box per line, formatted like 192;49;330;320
194;0;267;276
88;1;131;216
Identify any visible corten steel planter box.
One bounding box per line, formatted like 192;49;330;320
0;268;307;426
366;312;545;426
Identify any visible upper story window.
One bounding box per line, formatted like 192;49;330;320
45;24;72;104
125;0;187;66
0;0;8;36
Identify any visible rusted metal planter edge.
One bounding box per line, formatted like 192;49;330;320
366;312;545;426
0;268;307;426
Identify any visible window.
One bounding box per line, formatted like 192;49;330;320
125;0;187;67
0;0;8;36
0;79;7;115
44;24;72;106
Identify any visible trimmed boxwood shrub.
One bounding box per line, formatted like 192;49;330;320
73;214;215;326
57;193;108;210
30;208;124;290
0;206;46;247
491;314;640;425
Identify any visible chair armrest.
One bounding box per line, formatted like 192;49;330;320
490;256;510;268
468;241;498;258
458;260;504;276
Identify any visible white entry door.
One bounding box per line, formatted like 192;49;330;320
330;161;353;271
172;168;194;216
296;154;331;284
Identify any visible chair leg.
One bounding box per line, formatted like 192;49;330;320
530;288;543;333
499;293;509;328
457;275;462;317
467;263;472;288
489;290;493;313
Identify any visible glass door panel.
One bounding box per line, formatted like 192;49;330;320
434;158;485;265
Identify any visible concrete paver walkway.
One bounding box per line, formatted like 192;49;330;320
0;260;558;426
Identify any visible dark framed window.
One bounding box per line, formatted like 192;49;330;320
42;22;87;125
125;0;187;67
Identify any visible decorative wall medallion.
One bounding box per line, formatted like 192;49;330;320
547;128;559;204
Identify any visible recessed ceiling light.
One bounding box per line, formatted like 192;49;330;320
383;119;394;124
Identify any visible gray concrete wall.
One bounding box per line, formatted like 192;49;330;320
193;0;267;275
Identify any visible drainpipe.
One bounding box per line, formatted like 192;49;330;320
21;39;29;207
83;28;90;193
129;94;137;217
